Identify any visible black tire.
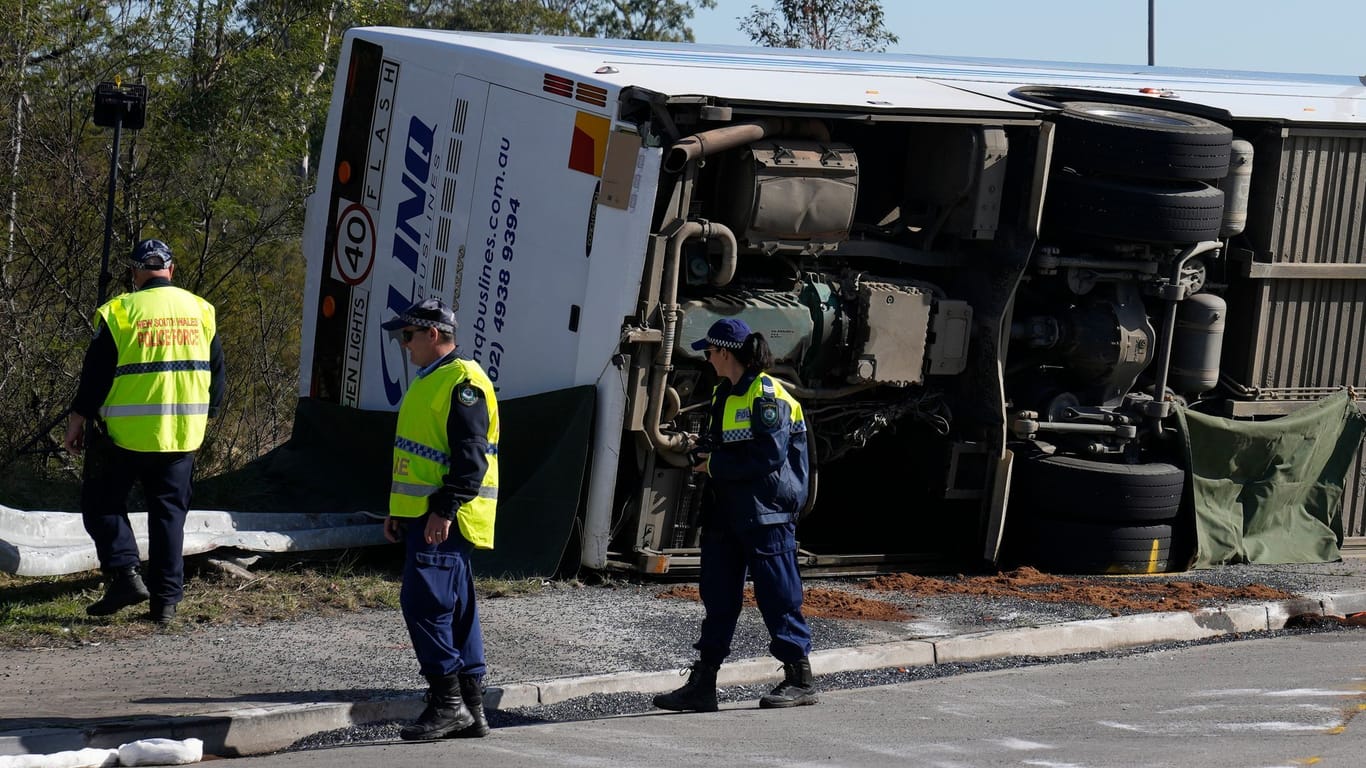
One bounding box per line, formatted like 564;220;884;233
1014;453;1184;524
1022;518;1174;575
1045;173;1225;243
1052;101;1233;181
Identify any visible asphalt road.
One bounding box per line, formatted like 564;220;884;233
220;631;1365;768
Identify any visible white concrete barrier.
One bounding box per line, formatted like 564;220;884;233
0;506;386;576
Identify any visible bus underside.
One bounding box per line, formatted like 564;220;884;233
603;89;1262;576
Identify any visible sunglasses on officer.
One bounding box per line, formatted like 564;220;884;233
401;327;424;343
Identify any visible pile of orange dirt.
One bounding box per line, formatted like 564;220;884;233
863;567;1297;616
656;566;1300;622
657;585;914;621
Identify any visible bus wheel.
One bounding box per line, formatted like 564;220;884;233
1014;452;1184;524
1022;518;1174;575
1045;173;1225;243
1052;101;1233;181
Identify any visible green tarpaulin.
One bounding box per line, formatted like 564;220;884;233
1175;390;1366;568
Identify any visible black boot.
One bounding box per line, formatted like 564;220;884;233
449;675;490;738
86;566;150;616
146;602;177;624
759;657;818;708
400;673;474;741
653;661;719;712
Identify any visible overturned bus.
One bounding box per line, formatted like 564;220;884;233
299;28;1366;576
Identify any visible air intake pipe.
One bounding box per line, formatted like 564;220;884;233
641;219;739;465
664;118;831;174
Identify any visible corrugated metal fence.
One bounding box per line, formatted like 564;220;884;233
1223;127;1366;537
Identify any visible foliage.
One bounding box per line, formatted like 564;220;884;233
740;0;898;52
570;0;716;42
0;1;709;505
405;1;715;41
405;0;574;33
0;0;379;489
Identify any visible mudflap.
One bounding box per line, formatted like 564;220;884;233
471;384;595;578
982;447;1014;567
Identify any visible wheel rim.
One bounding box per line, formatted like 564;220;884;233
1075;105;1197;127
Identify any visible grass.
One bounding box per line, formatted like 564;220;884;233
0;549;554;649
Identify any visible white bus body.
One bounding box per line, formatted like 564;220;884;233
302;29;1366;575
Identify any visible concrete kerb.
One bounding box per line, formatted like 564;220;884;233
933;604;1272;664
0;700;425;759
3;591;1363;758
1317;590;1366;616
361;589;1366;722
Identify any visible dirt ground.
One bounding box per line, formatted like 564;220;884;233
657;566;1299;621
658;583;915;621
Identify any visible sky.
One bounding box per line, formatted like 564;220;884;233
688;1;1366;77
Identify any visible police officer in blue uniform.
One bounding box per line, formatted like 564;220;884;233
64;239;226;624
654;318;817;712
382;298;498;740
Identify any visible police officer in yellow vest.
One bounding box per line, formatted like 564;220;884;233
381;297;498;741
63;239;225;624
654;318;817;713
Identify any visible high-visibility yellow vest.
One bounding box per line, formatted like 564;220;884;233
718;374;806;444
94;285;216;452
708;372;810;526
390;358;498;549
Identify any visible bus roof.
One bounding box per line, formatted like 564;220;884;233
353;27;1366;125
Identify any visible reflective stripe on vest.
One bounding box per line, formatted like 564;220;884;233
394;436;450;468
95;286;216;452
389;358;499;549
718;374;806;444
391;481;500;499
101;403;211;417
115;360;212;376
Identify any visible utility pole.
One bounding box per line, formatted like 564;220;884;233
1148;0;1156;66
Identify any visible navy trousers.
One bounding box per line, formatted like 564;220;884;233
401;516;486;679
695;520;812;666
80;429;193;608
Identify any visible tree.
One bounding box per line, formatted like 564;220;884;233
0;0;124;482
0;0;716;508
405;0;574;34
569;0;716;42
0;0;375;494
740;0;897;52
405;1;715;42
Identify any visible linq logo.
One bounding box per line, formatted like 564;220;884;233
380;114;438;406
